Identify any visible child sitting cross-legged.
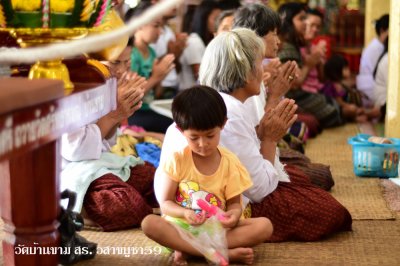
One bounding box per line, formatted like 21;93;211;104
141;85;273;265
321;55;380;122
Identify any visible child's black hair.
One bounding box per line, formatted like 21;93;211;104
218;0;241;10
324;54;349;82
233;3;281;37
278;2;307;46
190;0;220;45
375;14;389;36
306;8;324;20
172;85;227;131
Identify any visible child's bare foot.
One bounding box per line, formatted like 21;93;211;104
173;251;188;266
228;247;254;265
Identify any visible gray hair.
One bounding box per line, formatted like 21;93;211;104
199;28;265;93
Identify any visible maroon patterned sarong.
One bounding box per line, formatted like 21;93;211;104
251;164;352;242
297;112;321;138
279;148;335;191
83;162;157;231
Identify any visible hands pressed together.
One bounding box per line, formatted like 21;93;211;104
168;32;188;59
305;41;326;68
264;59;297;102
311;40;327;64
258;58;299;144
257;98;298;143
152;53;175;81
96;71;146;139
114;72;146;121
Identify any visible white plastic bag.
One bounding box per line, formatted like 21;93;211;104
165;216;228;265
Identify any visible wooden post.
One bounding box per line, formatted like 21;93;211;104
0;78;116;265
364;0;390;46
1;141;60;266
385;0;400;138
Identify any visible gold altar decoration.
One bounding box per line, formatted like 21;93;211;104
8;27;89;94
91;8;128;62
0;0;115;94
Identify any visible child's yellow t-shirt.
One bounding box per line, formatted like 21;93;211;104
162;146;253;211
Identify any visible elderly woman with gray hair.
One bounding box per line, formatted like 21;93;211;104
157;28;352;242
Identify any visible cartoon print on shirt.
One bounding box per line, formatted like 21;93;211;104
175;180;222;210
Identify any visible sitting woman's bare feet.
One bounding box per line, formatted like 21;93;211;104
81;208;101;229
173;251;188;266
228;247;254;265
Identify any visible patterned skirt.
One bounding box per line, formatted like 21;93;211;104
251;164;352;242
279;148;335;191
286;89;343;128
83;162;157;231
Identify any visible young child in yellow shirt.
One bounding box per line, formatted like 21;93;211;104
141;85;273;265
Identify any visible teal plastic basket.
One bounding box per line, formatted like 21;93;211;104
348;134;400;178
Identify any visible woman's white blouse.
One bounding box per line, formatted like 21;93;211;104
61;124;117;167
373;53;388;108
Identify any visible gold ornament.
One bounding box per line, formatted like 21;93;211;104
50;0;75;13
28;60;74;95
90;9;128;61
1;0;112;94
8;28;89;94
80;0;95;22
87;58;111;79
0;5;6;27
11;0;41;11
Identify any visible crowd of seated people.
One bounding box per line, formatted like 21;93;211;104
57;1;391;263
